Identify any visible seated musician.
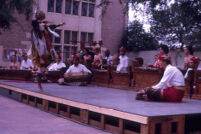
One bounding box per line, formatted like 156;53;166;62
48;54;66;71
9;55;20;69
92;47;103;69
20;53;33;70
112;55;119;66
135;57;144;67
58;54;91;86
116;47;129;73
151;44;171;68
104;49;113;65
136;55;185;102
83;48;92;69
184;56;200;79
183;45;194;70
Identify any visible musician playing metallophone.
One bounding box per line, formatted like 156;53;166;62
116;47;129;73
92;47;103;69
183;45;195;70
20;53;34;70
58;54;91;86
153;44;171;68
136;55;185;102
48;54;66;71
9;55;20;70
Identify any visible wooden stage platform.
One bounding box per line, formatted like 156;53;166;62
0;80;201;134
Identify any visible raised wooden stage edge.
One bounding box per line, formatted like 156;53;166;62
1;80;201;134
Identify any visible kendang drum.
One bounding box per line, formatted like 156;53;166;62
64;72;90;82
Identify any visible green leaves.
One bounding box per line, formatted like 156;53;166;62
0;0;33;33
121;21;158;52
128;0;201;48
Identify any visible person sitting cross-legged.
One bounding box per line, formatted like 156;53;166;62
58;54;91;86
136;55;185;102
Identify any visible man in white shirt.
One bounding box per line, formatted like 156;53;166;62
58;54;91;86
116;47;129;73
104;49;113;65
20;54;34;70
48;55;66;71
136;55;185;102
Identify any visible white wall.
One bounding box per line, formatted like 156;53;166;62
127;50;201;69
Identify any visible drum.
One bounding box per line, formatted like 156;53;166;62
64;72;90;82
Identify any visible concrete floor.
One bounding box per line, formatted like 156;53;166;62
0;95;112;134
1;80;201;117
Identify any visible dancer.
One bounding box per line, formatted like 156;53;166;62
30;11;65;90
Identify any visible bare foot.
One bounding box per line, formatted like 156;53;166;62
38;83;43;91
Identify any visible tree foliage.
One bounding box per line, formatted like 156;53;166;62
121;21;158;52
0;0;33;33
128;0;201;48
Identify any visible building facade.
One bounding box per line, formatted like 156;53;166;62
0;13;32;67
36;0;102;60
102;0;127;54
0;0;127;67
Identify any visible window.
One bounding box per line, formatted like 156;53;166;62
72;46;77;54
88;33;94;43
65;0;71;14
48;0;54;12
56;0;62;13
64;46;70;59
54;29;61;43
64;46;77;59
89;4;94;17
64;30;70;44
89;0;95;2
73;1;79;15
81;3;88;16
54;45;61;53
72;31;78;43
81;32;87;42
80;1;95;17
